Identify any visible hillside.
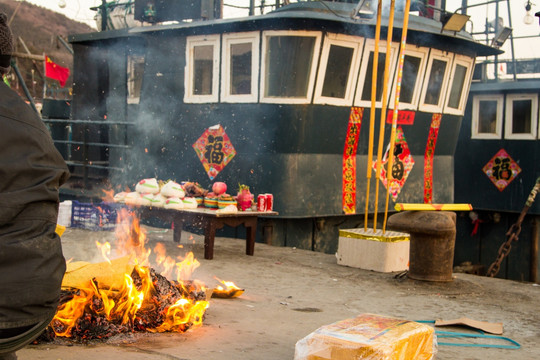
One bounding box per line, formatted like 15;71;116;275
0;0;95;100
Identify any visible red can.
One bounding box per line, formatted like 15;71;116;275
265;193;273;211
257;194;266;212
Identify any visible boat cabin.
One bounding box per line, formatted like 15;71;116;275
60;0;499;252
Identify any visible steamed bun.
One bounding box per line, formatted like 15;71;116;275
164;197;184;210
135;178;160;194
161;181;185;198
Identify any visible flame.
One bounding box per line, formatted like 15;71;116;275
149;298;209;333
215;281;240;292
101;188;115;202
52;265;209;338
53;285;93;337
114;208;151;265
176;251;200;282
214;277;242;292
95;241;111;264
51;208;210;338
212;277;244;298
154;242;176;279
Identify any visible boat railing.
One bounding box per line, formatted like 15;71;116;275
41;118;134;188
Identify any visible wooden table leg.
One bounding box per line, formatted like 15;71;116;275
245;217;257;256
172;216;185;243
204;218;217;260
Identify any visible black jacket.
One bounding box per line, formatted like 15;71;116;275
0;82;69;330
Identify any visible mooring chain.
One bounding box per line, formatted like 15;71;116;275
486;223;522;277
486;177;540;277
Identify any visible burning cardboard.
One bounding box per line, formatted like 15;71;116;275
40;265;209;341
38;208;212;343
212;278;245;298
62;256;132;290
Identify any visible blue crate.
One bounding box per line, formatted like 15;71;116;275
71;200;121;231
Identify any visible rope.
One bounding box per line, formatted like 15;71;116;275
436;331;521;349
415;320;521;349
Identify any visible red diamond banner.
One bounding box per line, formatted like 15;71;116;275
482;149;521;191
193;125;236;180
373;126;414;201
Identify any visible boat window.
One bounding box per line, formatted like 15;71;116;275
354;39;398;108
444;55;474;115
505;94;538;140
127;54;145;104
322;45;353;98
424;60;447;104
313;34;363;106
471;95;503;139
389;46;428;110
419;49;453;113
221;32;260;103
185;35;220;103
400;56;421;103
261;31;321;104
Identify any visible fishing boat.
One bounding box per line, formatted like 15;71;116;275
452;0;540;281
51;0;501;254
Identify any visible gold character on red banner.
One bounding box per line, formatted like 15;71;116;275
193;125;236;180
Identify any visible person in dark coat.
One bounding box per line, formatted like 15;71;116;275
0;12;70;360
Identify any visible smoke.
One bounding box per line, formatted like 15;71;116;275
121;41;182;189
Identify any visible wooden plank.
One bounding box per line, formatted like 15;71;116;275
12;51;45;61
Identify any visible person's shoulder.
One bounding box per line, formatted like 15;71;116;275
0;83;46;131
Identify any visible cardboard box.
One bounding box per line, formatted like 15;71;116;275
294;313;436;360
336;228;409;272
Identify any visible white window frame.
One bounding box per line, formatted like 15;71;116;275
354;39;399;108
127;54;145;105
184;34;220;103
471;94;503;139
444;54;475;115
313;33;364;107
388;45;429;110
221;32;260;103
504;93;538;140
419;49;453;113
260;30;322;104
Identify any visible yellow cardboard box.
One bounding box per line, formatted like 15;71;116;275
295;313;436;360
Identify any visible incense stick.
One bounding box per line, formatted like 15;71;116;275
364;0;383;231
383;0;412;233
373;0;396;232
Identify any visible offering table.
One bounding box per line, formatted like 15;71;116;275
133;206;278;260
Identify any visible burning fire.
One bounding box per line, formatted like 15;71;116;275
212;277;245;298
101;188;115;202
47;208;209;340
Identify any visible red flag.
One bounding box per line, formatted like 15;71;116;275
45;55;70;87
